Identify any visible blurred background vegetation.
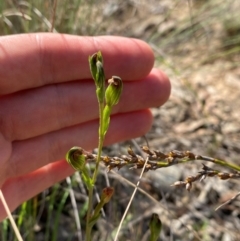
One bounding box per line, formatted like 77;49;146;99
0;0;240;240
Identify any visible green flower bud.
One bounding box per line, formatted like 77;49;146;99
89;187;114;227
105;76;123;107
65;147;85;171
89;51;105;103
149;213;162;241
100;187;114;204
89;52;103;81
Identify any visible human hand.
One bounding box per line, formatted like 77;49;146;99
0;33;170;220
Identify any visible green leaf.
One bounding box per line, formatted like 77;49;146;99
102;105;111;135
149;213;162;241
88;213;100;228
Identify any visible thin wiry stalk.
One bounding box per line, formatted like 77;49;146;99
113;157;150;241
66;177;82;241
50;0;58;32
0;190;23;241
215;191;240;211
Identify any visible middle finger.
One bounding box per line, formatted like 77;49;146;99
0;69;169;142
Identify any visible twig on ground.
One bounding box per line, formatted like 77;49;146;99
215;191;240;211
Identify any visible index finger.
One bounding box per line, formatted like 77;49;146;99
0;33;154;95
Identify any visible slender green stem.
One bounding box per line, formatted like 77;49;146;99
155;156;240;172
85;186;93;241
53;190;69;241
92;101;105;184
86;101;105;241
200;156;240;171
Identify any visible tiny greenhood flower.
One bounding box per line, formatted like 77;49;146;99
66;147;93;189
105;76;123;107
89;51;105;102
65;147;85;171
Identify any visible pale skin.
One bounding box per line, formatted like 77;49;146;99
0;33;171;221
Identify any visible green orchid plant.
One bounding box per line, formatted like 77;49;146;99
66;51;123;241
